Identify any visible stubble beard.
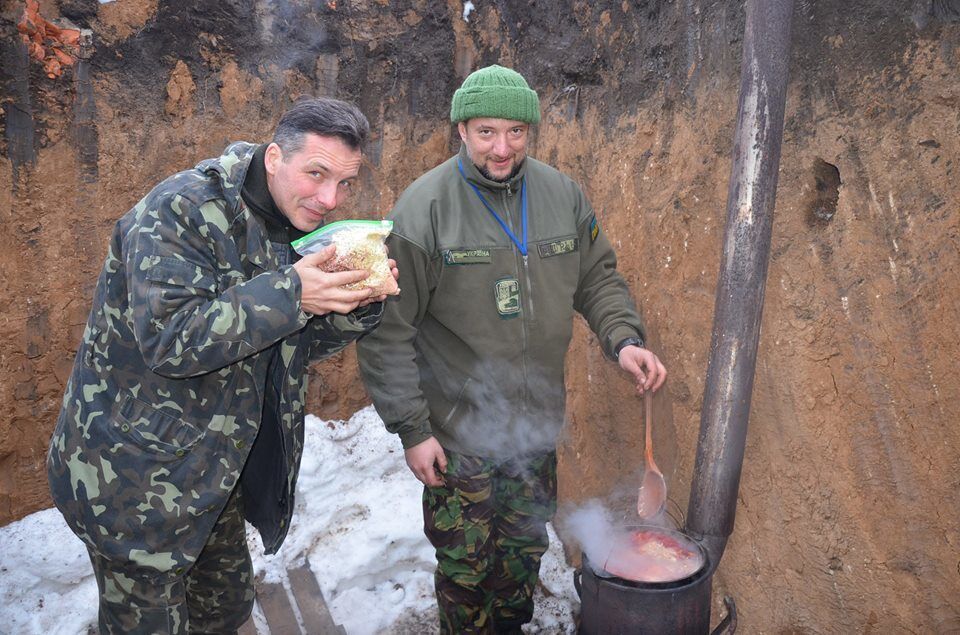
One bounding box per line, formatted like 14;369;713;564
478;159;524;183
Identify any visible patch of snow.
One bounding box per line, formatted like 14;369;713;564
0;406;578;634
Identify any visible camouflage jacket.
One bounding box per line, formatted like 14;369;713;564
47;142;382;574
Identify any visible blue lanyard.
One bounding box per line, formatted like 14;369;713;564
457;159;527;257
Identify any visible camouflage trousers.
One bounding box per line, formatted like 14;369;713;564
423;450;557;635
86;486;255;634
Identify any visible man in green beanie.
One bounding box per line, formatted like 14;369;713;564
358;65;666;633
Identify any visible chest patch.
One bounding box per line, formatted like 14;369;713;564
494;277;521;319
444;249;492;265
537;238;579;258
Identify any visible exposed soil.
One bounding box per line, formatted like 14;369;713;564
1;0;959;632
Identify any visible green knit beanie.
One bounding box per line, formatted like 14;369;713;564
450;65;541;124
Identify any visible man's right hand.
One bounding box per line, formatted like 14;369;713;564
293;245;373;315
404;437;447;487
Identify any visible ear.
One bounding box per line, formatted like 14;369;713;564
457;121;468;142
264;142;283;176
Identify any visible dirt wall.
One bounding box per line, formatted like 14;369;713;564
2;0;958;632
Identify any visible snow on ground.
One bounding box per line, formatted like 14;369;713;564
0;406;579;634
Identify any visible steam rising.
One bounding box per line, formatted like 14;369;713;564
418;357;565;459
562;499;621;576
559;499;703;582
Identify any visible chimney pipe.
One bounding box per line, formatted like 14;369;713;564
685;0;796;573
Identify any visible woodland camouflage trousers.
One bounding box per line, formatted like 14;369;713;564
87;486;255;634
423;450;557;635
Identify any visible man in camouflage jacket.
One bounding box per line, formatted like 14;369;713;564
47;98;390;633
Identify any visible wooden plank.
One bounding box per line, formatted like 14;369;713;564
237;616;259;635
258;581;301;635
287;563;344;635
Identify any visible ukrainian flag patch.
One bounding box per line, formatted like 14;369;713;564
589;215;600;243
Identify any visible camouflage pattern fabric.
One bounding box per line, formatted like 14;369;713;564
423;450;557;634
88;487;253;633
47;141;382;586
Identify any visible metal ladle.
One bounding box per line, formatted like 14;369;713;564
637;391;666;518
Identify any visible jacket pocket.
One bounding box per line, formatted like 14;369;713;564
49;390;224;573
143;256;219;317
112;393;205;456
439;378;473;429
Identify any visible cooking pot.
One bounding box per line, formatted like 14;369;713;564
574;525;736;634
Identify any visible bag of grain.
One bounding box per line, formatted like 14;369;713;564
292;220;399;296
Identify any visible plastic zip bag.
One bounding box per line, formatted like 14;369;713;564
291;219;399;296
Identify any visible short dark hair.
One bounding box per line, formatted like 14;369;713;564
272;98;370;154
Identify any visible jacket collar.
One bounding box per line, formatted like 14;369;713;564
195;141;259;214
457;143;528;193
195;142;278;275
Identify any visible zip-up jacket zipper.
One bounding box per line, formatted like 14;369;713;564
501;183;532;415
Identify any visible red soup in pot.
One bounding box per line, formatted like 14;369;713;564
602;529;704;583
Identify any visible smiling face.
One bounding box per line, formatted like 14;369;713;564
264;132;362;232
458;117;530;182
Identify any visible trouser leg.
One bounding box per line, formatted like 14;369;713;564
423;451;496;635
185;486;255;633
86;486;253;634
87;550;188;634
488;452;558;632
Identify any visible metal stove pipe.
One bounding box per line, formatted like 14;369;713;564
685;0;796;573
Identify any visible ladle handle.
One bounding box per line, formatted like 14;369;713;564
644;391;655;465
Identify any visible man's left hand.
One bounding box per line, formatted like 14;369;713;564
618;346;667;395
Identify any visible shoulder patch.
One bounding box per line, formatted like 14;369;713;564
589;215;600;243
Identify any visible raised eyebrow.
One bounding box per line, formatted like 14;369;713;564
305;157;335;169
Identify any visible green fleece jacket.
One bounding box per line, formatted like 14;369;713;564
357;144;644;458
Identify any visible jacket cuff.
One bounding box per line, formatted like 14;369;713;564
605;325;644;361
282;264;311;321
398;421;434;450
353;301;385;321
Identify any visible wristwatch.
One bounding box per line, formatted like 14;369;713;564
615;336;644;359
